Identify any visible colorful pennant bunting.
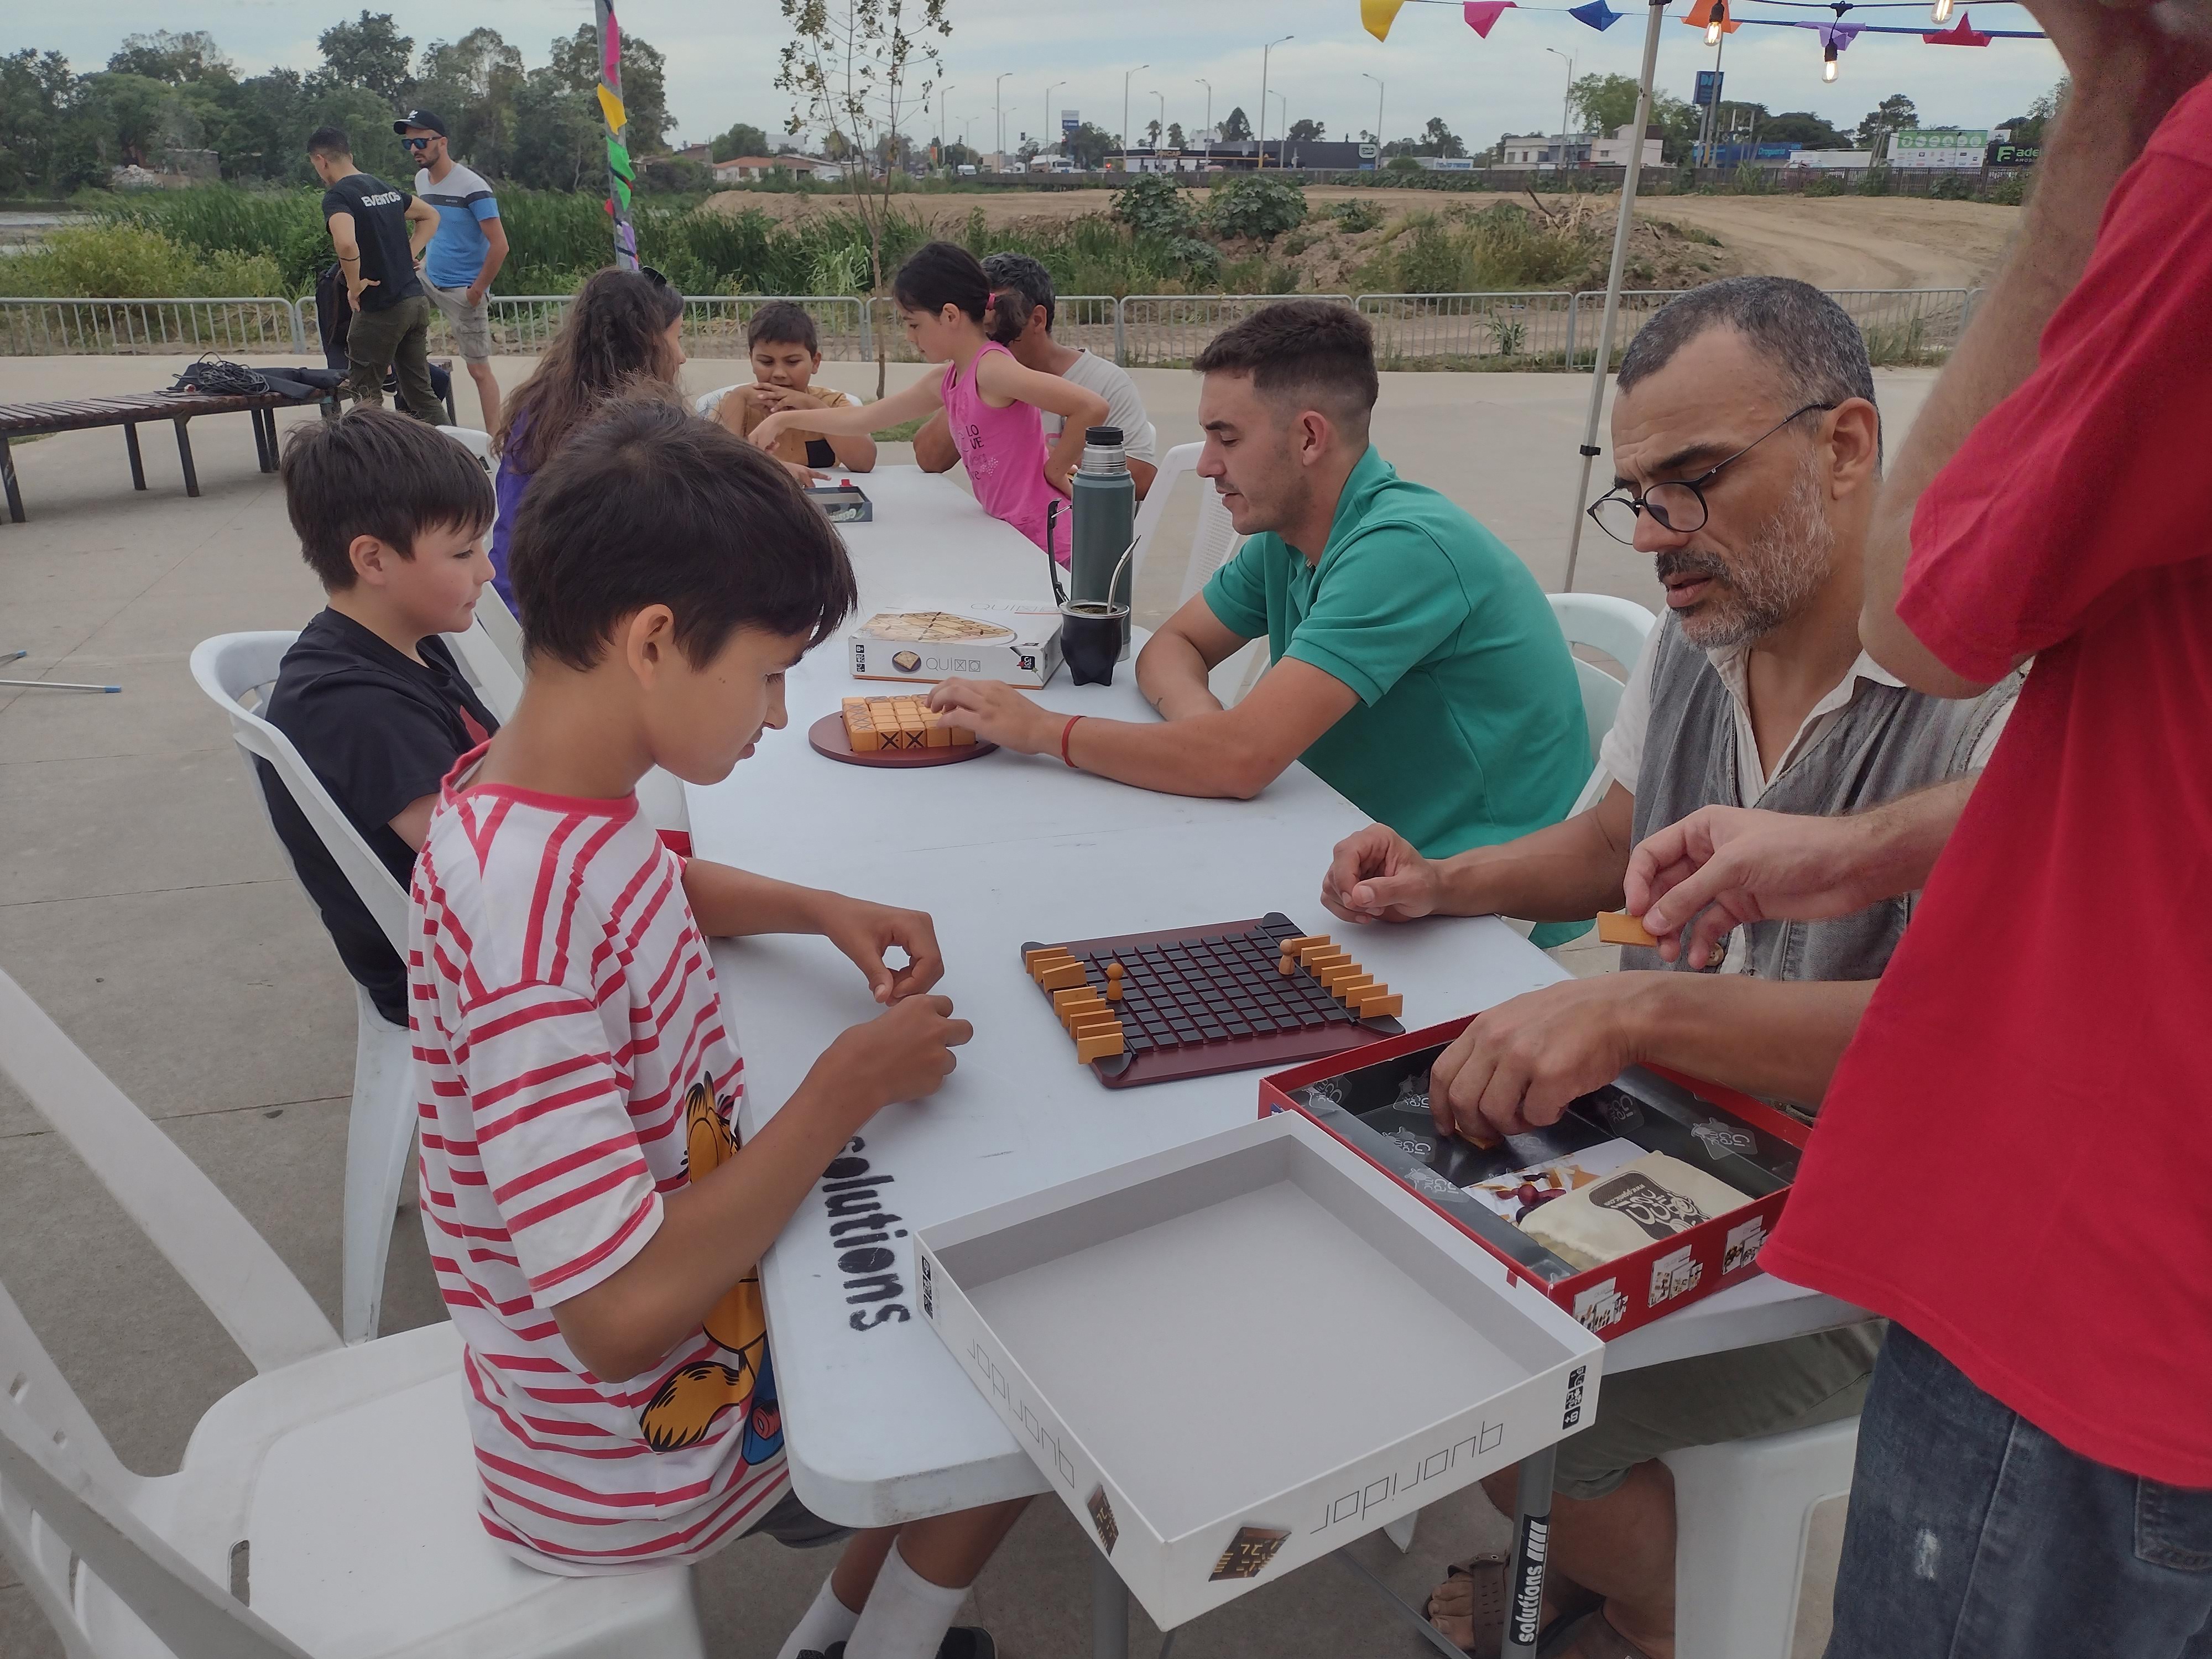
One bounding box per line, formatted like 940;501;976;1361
1683;0;1743;31
607;135;634;182
1924;9;1992;43
603;8;623;81
1801;19;1864;46
1568;0;1623;27
597;82;627;133
1463;1;1516;34
1362;0;1410;39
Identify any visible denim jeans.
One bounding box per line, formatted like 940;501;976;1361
1826;1324;2212;1658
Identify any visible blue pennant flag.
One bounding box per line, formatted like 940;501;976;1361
1569;0;1622;27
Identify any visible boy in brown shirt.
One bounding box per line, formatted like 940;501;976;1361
716;300;878;480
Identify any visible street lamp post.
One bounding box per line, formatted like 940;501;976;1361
994;71;1010;169
1259;34;1293;168
1268;90;1286;155
1361;72;1384;156
1044;82;1063;164
1194;79;1213;150
1123;64;1150;159
937;84;953;166
1546;47;1575;170
1152;90;1165;149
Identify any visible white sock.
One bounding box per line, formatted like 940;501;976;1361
775;1572;861;1659
844;1541;969;1659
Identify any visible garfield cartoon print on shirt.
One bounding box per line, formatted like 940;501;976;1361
637;1082;785;1463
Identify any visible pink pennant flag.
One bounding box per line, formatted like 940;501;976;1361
1923;10;1992;43
1463;0;1516;35
603;8;623;80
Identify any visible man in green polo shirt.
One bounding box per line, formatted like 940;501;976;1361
927;300;1588;934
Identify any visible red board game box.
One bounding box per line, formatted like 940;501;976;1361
1258;1016;1809;1340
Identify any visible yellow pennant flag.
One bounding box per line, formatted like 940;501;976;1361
1361;0;1408;39
597;82;627;132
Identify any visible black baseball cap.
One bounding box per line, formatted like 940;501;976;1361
392;109;448;137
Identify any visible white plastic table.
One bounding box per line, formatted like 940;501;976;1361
688;468;1866;1655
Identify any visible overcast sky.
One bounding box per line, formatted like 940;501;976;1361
27;0;2065;150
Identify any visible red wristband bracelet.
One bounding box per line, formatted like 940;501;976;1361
1061;714;1084;768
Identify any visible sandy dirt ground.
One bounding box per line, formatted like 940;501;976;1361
707;184;2018;291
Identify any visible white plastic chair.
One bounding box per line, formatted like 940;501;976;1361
1128;442;1263;706
0;965;708;1659
189;633;415;1347
693;386;740;419
1546;592;1657;815
440;426;495;467
469;582;529;687
442;614;524;722
1660;1415;1860;1659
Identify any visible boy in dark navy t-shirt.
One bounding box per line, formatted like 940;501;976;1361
262;408;498;1024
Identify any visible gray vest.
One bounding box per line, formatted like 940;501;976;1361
1624;615;2021;985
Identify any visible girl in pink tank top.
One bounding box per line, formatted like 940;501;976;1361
746;242;1109;565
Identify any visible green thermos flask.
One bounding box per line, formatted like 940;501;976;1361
1070;425;1135;658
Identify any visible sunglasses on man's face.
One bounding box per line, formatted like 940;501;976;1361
400;136;436;150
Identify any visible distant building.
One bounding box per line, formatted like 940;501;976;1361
669;142;713;165
712;155;785;182
1589;125;1666;168
1108;138;1376;173
1498;133;1593;169
1785;149;1875;169
1890;129;1990;168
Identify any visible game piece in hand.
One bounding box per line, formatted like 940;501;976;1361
1596;911;1659;947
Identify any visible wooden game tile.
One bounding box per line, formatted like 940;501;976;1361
1318;962;1365;990
1597;911;1659;947
1352;988;1402;1019
1281;935;1329;956
1058;998;1107;1030
1053;984;1105;1013
1075;1027;1127;1065
1038;961;1089;992
1331;974;1375;1001
1303;949;1352;975
1025;945;1073;974
1296;941;1342;967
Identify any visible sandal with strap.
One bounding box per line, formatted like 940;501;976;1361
1423;1552;1513;1657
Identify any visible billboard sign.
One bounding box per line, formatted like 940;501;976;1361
1891;128;1989;168
1061;109;1079;136
1693;70;1724;107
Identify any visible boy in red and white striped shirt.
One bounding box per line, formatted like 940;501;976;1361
410;399;1023;1659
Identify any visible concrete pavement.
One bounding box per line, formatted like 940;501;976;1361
0;351;1920;1658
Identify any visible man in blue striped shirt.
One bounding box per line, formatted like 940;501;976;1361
397;109;509;430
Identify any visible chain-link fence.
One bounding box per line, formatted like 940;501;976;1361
1114;295;1356;368
2;288;1990;371
0;296;304;356
1358;293;1577;368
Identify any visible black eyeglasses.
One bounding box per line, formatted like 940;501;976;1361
399;136;435;150
1587;403;1836;545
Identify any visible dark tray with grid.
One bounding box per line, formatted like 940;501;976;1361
1020;912;1406;1090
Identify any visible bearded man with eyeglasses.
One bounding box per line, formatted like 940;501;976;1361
1319;277;2022;1659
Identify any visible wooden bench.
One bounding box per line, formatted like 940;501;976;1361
0;365;456;524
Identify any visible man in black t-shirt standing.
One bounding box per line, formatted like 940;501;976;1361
309;125;445;425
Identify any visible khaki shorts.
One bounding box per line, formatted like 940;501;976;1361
1553;1321;1884;1500
422;275;494;362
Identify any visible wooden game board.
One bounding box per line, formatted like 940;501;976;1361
1020;912;1406;1089
807;700;996;769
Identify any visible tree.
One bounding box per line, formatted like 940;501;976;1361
1286;117;1325;142
549;24;670;153
1219;105;1253;142
317;11;415;103
778;0;950;394
713;121;772;160
509;66;601;191
1854;93;1918;150
1145;118;1162;147
1062;120;1116;169
415;28;525;177
107;32;232;85
1166;121;1186;149
941;140;977;168
1997;76;2067;146
1423;116;1465;158
1760;109;1850;149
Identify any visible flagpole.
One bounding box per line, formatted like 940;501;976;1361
595;0;639;272
1559;0;1666;592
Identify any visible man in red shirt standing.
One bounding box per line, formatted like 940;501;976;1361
1624;4;2212;1653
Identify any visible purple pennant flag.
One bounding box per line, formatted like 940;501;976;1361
1568;0;1622;29
1463;1;1516;35
1799;19;1864;46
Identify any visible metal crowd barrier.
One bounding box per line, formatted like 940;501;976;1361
1;288;1992;370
